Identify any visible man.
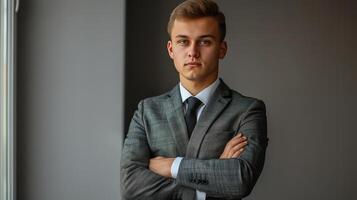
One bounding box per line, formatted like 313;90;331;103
120;0;268;199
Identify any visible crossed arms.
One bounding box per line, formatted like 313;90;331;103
149;133;248;177
120;100;267;199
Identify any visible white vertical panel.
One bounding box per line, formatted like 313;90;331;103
0;0;16;200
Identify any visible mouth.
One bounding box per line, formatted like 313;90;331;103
184;62;202;67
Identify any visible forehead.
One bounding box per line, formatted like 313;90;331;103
171;17;220;39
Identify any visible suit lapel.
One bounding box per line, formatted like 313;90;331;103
165;85;189;157
186;80;232;158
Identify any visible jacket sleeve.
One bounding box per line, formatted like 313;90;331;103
175;100;268;199
120;100;195;200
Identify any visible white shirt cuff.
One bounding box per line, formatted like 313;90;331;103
196;190;206;200
171;158;206;199
170;157;183;178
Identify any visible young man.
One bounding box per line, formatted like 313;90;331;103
120;0;268;199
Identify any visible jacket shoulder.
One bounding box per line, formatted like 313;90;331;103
134;89;174;113
230;89;266;110
141;90;170;105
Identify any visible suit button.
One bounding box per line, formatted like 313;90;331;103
189;174;195;183
190;178;197;184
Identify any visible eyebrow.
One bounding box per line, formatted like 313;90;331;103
175;35;216;39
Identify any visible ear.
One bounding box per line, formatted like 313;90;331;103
167;40;174;59
219;41;227;59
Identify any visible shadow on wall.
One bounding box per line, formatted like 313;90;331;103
124;0;183;132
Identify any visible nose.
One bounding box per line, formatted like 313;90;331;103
188;43;200;58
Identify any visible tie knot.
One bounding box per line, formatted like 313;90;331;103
186;96;202;111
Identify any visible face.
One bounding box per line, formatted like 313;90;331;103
167;17;227;85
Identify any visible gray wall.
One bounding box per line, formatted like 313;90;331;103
125;0;357;199
17;0;125;199
16;0;357;199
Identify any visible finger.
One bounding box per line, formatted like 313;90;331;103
231;133;246;142
221;134;247;159
220;150;228;159
231;148;244;158
233;140;248;151
227;141;248;157
227;136;245;148
232;133;243;140
149;159;155;170
227;135;247;148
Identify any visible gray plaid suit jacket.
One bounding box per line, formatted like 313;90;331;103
121;80;268;200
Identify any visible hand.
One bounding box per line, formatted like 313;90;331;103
149;156;175;178
220;133;248;159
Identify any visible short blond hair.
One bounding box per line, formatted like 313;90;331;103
167;0;226;41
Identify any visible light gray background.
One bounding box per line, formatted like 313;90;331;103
18;0;356;200
17;0;125;199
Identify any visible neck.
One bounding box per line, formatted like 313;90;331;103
180;75;218;96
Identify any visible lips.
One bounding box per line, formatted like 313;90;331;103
184;62;202;67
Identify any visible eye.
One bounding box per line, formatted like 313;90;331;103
177;39;189;46
199;39;212;46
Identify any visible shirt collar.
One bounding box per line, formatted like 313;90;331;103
179;78;220;105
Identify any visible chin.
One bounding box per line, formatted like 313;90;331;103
183;72;199;80
184;74;204;82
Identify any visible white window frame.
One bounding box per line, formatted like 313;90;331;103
1;0;18;200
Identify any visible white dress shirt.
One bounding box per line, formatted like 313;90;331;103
171;78;221;200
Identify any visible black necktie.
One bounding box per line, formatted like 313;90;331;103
184;96;202;138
